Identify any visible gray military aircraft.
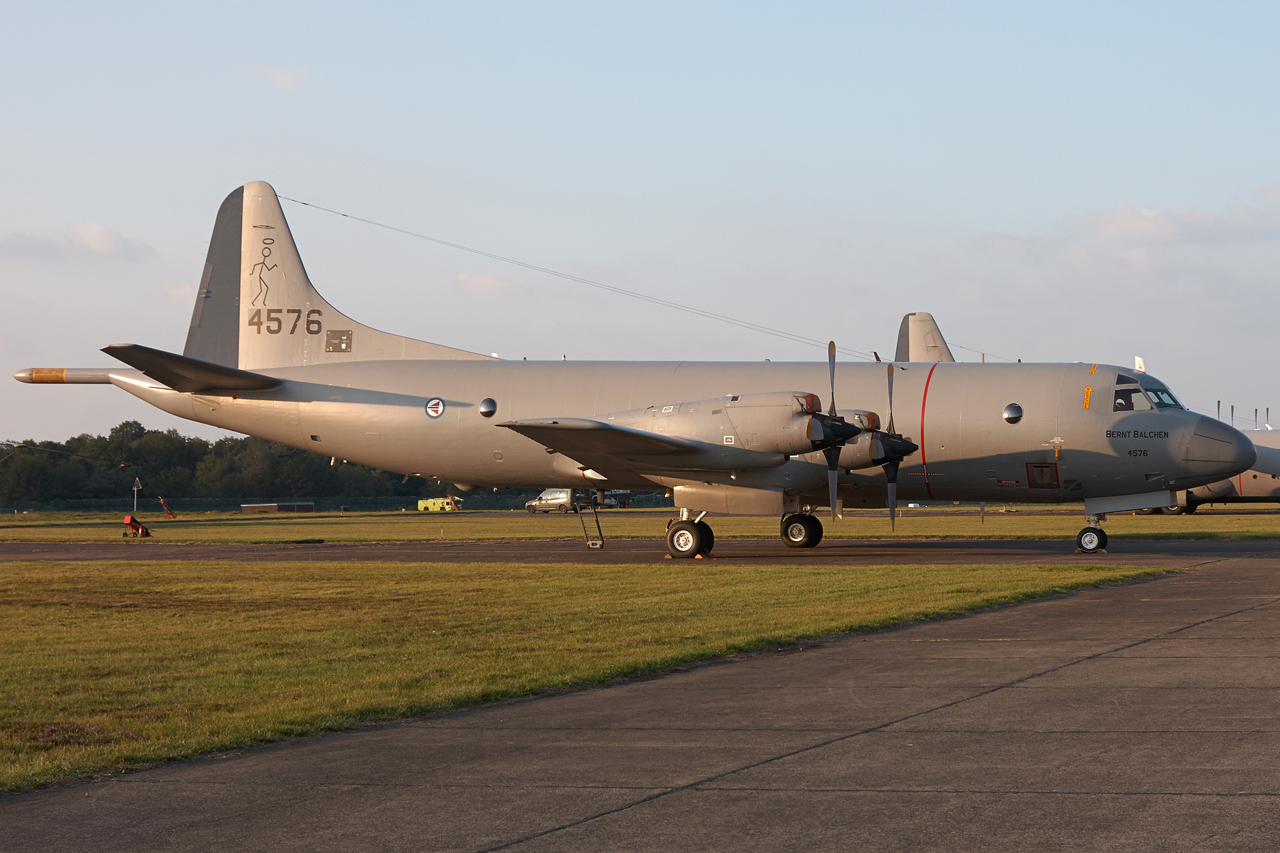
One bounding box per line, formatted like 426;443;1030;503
886;314;1280;519
893;311;956;364
14;182;1261;556
1140;429;1280;513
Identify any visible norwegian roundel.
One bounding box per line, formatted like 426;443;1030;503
425;398;446;419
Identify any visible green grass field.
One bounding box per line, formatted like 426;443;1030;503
4;505;1280;543
0;557;1167;793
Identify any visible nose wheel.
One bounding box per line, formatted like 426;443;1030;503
1076;515;1108;553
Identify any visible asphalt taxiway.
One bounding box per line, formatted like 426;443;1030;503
0;536;1270;566
3;540;1280;851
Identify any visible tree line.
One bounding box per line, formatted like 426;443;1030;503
1;421;442;503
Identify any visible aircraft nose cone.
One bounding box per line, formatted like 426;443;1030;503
1181;417;1256;476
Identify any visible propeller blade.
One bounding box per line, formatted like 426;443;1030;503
827;341;837;418
823;445;841;521
825;340;845;521
884;458;901;532
885;363;896;436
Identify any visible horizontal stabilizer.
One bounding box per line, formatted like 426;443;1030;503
101;344;281;393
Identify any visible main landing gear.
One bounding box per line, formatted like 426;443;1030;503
781;513;823;548
1076;514;1109;554
666;509;715;558
666;511;826;558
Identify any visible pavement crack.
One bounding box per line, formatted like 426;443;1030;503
475;556;1280;852
693;786;1280;798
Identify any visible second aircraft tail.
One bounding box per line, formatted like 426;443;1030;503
894;312;955;363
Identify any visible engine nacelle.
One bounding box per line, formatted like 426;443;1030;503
836;431;918;471
605;391;877;458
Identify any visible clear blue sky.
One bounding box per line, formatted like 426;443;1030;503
4;2;1279;441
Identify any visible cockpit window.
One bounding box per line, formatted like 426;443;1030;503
1114;386;1153;412
1113;374;1154;412
1137;375;1186;409
1143;387;1183;409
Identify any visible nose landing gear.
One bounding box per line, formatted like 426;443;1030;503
1076;514;1109;554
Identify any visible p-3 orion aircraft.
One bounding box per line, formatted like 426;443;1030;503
14;182;1262;556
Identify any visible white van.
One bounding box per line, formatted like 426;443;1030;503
524;489;619;513
525;489;577;513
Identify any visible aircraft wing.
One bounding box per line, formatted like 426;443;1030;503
499;418;789;479
101;344;281;394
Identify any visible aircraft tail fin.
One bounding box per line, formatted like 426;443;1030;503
894;312;955;363
183;181;493;370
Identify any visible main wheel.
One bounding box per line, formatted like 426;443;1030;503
781;514;822;548
667;520;706;558
782;514;808;548
695;520;715;554
1076;527;1107;553
558;504;569;514
804;515;823;548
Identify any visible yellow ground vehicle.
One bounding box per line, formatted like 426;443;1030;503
418;497;463;512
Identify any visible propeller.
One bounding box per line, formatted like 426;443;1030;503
809;344;917;527
886;362;898;530
803;342;861;521
878;361;921;532
824;342;841;521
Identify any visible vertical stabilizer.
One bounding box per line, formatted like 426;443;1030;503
894;312;955;363
188;181;493;371
183;187;244;367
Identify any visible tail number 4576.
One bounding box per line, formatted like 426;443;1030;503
247;309;322;335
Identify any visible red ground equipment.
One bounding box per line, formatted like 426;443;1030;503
156;496;176;519
122;516;151;538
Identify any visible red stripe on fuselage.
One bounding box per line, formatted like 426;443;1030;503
919;363;940;499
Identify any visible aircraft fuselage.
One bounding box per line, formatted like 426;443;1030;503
110;358;1245;507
